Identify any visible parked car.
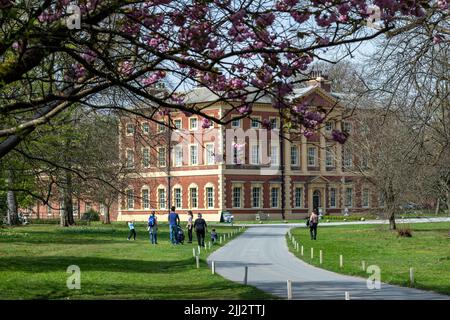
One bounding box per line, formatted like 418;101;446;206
221;211;234;223
400;202;421;210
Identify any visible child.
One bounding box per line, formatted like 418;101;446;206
127;220;136;241
211;228;218;243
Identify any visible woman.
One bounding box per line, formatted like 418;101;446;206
186;211;194;243
309;208;319;240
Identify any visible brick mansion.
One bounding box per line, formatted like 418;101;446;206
31;76;384;222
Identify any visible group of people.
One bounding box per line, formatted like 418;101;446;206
127;207;219;247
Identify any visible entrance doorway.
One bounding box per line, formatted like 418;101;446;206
313;190;321;209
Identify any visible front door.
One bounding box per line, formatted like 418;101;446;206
313;190;321;209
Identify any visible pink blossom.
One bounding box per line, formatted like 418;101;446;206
201;118;212;129
142;71;166;86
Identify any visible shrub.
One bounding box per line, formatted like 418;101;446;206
81;209;100;222
396;225;413;237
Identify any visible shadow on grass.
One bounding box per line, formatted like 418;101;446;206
0;279;274;300
0;256;196;274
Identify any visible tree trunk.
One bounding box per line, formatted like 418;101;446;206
435;198;440;215
6;169;19;226
386;181;396;230
104;205;111;224
446;191;450;215
64;169;75;225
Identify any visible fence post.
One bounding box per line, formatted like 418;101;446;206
212;261;215;274
345;292;350;300
196;255;200;268
362;261;366;271
340;255;343;268
410;267;414;286
301;245;304;256
287;280;293;300
311;248;314;259
244;266;248;285
320;250;323;264
198;245;201;255
193;248;196;257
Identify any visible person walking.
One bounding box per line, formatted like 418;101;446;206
168;206;180;244
127;220;136;241
309;208;319;240
186;211;194;244
148;211;158;244
194;213;207;247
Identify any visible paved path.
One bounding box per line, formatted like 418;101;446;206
208;219;450;300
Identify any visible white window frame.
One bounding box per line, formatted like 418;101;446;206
345;187;353;208
231;117;241;128
343;148;352;167
126;189;134;209
270;145;279;165
126;123;134;136
205;186;214;209
329;187;337;208
174;119;182;130
251;116;261;129
251;186;261;208
232;186;242;208
173;187;182;209
142;148;150;168
362;188;370;208
189;117;198;131
250;143;260;165
189;187;198;209
142;122;150;135
142;188;150;210
190;144;199;165
126;149;134;168
291;145;299;166
307;146;317;167
270;186;280;208
158;147;166;167
205;143;215;165
326;146;334;168
173;144;183;167
294;186;303;208
158;188;166;210
269;117;279;129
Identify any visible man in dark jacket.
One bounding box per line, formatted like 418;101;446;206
193;213;207;247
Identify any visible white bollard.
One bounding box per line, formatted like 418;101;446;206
198;245;201;255
340;255;343;268
345;292;350;300
196;255;199;269
211;261;215;274
362;261;366;271
193;248;196;257
244;266;248;285
287;280;293;300
296;243;299;252
320;250;323;264
301;245;304;256
311;248;314;259
220;236;222;244
410;267;414;286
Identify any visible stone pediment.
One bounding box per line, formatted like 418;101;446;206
308;176;331;184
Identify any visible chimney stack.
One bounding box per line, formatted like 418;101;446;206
306;70;331;92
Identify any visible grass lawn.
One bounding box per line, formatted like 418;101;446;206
287;222;450;296
0;222;274;300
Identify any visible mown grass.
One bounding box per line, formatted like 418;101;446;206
287;222;450;296
0;222;274;300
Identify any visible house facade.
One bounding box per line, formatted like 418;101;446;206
116;78;383;222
